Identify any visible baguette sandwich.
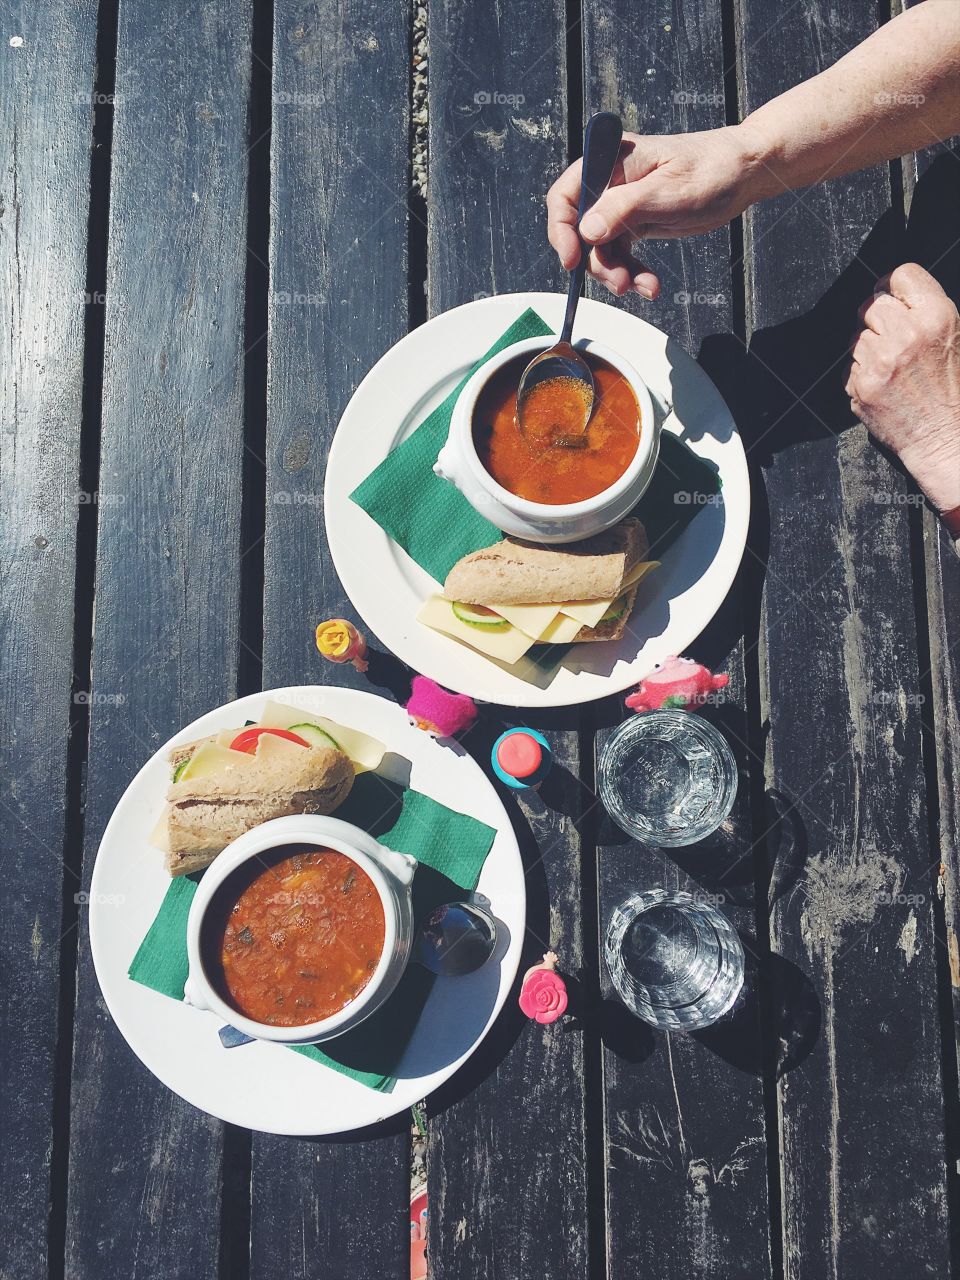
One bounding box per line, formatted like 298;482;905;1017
444;517;648;610
151;702;385;877
421;518;656;652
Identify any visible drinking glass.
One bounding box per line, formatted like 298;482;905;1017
597;711;738;847
604;889;744;1031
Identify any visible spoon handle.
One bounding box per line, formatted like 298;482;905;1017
559;111;624;347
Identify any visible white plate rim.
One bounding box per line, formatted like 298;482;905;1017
325;292;750;708
88;685;526;1135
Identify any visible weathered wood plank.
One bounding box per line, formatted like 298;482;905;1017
64;1;254;1274
738;3;951;1275
424;5;591;1280
248;3;413;1276
0;5;98;1276
585;4;773;1275
904;127;960;1228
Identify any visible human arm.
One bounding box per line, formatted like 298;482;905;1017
547;1;960;296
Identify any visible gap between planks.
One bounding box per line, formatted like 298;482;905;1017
47;1;121;1276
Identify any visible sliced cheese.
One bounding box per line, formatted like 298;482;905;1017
177;741;253;782
256;700;385;773
306;717;384;773
418;596;536;664
558;598;611;628
560;561;661;625
254;731;310;765
491;601;562;638
149;809;171;851
623;559;660;590
536;612;587;645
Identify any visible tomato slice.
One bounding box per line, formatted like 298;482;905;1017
230;726;310;754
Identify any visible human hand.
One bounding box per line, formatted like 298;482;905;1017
846;264;960;516
546;125;766;298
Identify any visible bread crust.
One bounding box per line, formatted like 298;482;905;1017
443;518;647;605
160;740;354;875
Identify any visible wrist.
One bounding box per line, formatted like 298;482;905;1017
732;115;786;206
897;420;960;514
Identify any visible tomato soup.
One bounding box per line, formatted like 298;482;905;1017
202;845;386;1026
472;351;641;504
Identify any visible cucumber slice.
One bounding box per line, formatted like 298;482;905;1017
172;756;191;783
600;594;629;623
451;601;509;629
288;722;342;751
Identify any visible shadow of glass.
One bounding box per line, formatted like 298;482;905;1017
693;936;821;1079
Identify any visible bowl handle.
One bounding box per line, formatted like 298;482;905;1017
372;843;418;887
183;973;210;1011
433;444;461;488
648;386;673;429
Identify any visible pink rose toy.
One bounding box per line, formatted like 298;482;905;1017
625;655;728;713
518;952;568;1025
405;676;478;739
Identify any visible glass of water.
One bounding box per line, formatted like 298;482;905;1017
604;889;744;1031
597;711;738;847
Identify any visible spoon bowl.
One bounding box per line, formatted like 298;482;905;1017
414;901;498;976
517;342;594;449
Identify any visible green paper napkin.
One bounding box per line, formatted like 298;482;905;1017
128;774;497;1092
350;307;721;583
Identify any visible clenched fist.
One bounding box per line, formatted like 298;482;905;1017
847;264;960;517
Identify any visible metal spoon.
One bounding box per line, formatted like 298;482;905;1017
413;900;498;976
217;901;498;1047
517;111;623;448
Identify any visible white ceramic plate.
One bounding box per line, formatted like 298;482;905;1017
89;686;525;1135
326;292;749;708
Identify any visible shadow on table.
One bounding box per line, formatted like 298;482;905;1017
415;776;561;1118
688;149;960;675
693;934;821;1079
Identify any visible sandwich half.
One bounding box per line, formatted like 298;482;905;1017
443;518;648;606
156;733;354;877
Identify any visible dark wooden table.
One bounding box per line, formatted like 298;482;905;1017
3;0;959;1276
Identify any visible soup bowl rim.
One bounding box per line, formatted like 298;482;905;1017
451;334;659;517
183;814;417;1045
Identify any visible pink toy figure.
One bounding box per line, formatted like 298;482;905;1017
625;655;729;712
405;675;478;739
518;952;568;1025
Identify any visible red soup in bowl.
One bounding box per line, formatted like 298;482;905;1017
200;845;385;1027
472;351;641;505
